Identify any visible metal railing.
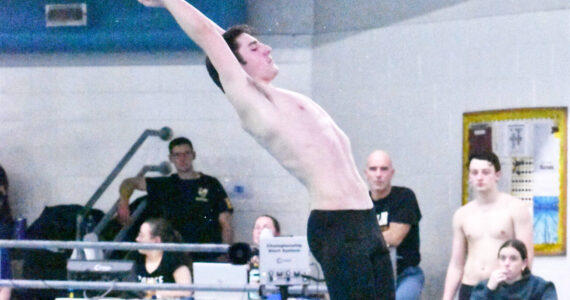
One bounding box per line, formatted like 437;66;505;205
0;240;328;296
0;240;228;253
92;161;171;237
0;279;328;294
81;127;172;217
74;127;172;258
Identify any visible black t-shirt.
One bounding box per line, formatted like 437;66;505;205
372;186;422;274
0;220;13;240
145;173;233;244
133;251;186;284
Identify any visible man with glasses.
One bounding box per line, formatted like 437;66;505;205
118;137;233;260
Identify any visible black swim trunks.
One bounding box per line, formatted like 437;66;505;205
308;209;395;300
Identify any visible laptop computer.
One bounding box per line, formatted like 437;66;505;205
192;262;249;300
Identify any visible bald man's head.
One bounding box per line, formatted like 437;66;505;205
364;150;395;198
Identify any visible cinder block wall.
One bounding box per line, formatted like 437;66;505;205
1;1;569;298
312;1;570;298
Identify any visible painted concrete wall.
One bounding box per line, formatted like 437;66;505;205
0;33;312;245
312;2;570;298
1;0;569;298
246;0;314;35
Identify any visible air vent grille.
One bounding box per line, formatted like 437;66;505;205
45;3;87;27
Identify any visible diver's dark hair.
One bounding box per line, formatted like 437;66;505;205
205;25;254;92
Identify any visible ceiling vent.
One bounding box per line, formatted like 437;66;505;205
45;3;87;27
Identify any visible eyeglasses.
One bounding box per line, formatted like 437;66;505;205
170;151;192;159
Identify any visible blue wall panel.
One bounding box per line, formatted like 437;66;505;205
0;0;245;53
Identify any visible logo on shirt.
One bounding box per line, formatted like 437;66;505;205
224;197;233;209
196;187;209;202
138;275;164;284
377;211;389;227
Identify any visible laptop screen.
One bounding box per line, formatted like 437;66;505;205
192;262;248;300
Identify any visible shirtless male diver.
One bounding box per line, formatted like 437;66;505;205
137;0;394;298
443;151;533;300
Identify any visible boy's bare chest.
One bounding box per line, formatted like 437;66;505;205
463;208;514;240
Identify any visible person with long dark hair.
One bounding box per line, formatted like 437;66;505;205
470;239;557;299
0;166;13;231
0;165;13;300
132;218;192;298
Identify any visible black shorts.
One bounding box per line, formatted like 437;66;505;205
459;284;474;300
308;209;395;300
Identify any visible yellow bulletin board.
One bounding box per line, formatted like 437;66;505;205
462;107;567;256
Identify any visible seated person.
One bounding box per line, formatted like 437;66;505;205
0;165;13;300
249;215;281;300
131;218;192;299
250;215;281;268
470;239;557;299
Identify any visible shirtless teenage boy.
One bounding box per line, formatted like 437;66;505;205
443;151;533;300
137;1;394;299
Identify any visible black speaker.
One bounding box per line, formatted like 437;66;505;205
228;243;252;265
67;259;135;282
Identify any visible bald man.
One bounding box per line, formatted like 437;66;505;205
365;150;424;300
